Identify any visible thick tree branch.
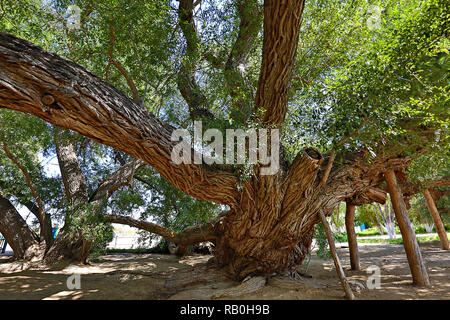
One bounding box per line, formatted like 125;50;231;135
89;158;145;203
104;213;220;246
255;0;306;126
105;214;181;243
0;190;39;258
281;148;322;215
54;127;89;206
177;0;214;121
0;32;239;207
0;180;38;216
317;151;412;210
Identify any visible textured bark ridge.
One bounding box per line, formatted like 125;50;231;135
0;30;414;279
211;150;413;279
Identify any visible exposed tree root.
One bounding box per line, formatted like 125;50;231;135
287;270;313;280
347;280;366;294
210;276;267;299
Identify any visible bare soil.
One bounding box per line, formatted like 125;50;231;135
0;241;448;300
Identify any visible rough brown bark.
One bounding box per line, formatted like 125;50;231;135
345;202;360;271
385;170;430;286
0;192;39;259
43;128;90;264
423;188;449;250
255;0;306;126
209;150;411;280
54;128;89;206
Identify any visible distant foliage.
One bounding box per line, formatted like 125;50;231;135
314;222;332;259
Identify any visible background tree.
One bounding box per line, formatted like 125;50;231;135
375;198;397;240
356;204;384;234
0;108;142;262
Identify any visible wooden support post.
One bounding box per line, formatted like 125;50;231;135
424;188;449;250
384;170;430;286
345;202;360;270
319;210;355;300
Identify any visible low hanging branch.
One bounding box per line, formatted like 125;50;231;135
104;213;220;246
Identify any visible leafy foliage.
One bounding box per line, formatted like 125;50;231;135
65;201;114;257
284;0;449;161
313;222;332;259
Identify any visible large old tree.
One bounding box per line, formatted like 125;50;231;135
0;0;448;283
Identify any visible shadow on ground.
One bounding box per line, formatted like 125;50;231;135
0;241;448;300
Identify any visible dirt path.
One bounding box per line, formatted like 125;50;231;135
0;241;448;300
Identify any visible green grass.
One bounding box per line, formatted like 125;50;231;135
354;225;450;237
357;234;450;244
334;232;348;242
356;227;381;236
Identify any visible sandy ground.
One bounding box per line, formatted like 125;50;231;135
0;241;448;300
